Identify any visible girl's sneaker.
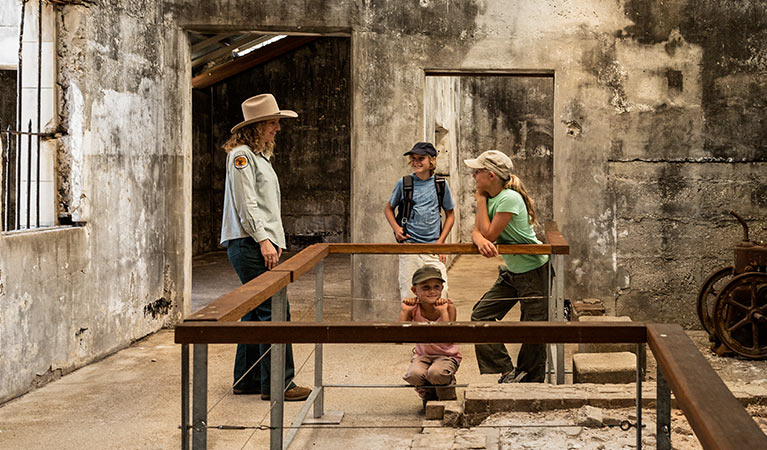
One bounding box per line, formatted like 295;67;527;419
498;370;527;383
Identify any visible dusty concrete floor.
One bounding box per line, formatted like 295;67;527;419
0;252;765;449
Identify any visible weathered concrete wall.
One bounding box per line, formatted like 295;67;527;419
455;76;554;243
170;0;766;323
192;37;351;255
0;0;188;403
4;0;767;402
424;75;462;260
607;0;767;322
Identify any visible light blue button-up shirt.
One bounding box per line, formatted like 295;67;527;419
220;145;286;249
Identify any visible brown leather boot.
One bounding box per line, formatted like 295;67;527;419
260;385;312;402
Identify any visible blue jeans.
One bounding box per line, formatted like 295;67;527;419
227;237;296;393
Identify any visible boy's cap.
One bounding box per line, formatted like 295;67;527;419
411;265;445;285
464;150;514;180
404;142;437;157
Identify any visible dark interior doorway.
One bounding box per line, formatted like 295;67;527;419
191;35;352;256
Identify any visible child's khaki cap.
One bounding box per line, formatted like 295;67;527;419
464;150;513;180
411;265;445;285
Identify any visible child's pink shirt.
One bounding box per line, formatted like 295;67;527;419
411;300;462;363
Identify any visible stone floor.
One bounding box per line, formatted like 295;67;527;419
0;252;766;449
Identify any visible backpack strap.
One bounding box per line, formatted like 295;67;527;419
396;175;415;227
434;177;446;212
434;176;447;233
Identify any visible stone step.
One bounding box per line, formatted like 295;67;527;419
576;315;647;374
573;351;636;384
410;427;500;450
461;381;767;426
425;399;462;425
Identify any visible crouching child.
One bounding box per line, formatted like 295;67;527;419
400;265;461;407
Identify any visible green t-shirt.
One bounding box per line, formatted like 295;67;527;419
487;189;549;273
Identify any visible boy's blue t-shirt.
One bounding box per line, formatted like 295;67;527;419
389;174;455;243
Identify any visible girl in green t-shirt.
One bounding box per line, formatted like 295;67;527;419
464;150;550;383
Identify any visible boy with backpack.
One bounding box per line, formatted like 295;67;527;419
384;142;456;300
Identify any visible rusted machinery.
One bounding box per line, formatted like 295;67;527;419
697;211;767;358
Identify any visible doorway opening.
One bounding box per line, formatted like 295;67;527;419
189;32;352;311
424;72;555;242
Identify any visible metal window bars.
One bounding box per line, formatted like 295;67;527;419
1;0;53;232
2;120;51;231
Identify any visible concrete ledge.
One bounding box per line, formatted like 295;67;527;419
410;428;455;448
462;381;767;426
412;428;499;450
573;352;636;384
443;402;463;427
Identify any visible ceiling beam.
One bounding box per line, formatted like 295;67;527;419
191;34;271;69
191;32;236;54
192;36;317;89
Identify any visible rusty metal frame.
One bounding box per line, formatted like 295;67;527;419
176;225;766;449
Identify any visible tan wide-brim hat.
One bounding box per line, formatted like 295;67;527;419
230;93;298;133
464;150;514;180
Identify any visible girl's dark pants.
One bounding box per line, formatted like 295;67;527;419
227;237;296;393
471;262;550;382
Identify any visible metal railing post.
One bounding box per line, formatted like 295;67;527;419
314;260;324;418
181;344;190;450
554;254;565;384
547;254;565;384
192;344;208;450
636;343;642;449
270;288;287;450
546;259;554;383
657;366;671;450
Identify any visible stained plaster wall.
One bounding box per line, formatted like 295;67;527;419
170;0;766;323
424;76;462;267
453;76;555;244
0;0;187;403
3;0;766;401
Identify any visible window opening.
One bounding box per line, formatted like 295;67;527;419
1;0;56;231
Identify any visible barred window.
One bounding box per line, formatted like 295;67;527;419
1;0;56;231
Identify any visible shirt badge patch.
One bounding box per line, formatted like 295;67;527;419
234;155;248;169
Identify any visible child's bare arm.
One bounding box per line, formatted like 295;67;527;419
447;300;457;321
434;298;452;321
472;221;498;258
436;209;455;244
399;297;417;321
384;202;410;241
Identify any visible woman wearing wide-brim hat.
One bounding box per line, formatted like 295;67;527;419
219;93;310;401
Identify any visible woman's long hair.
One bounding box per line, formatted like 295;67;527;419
504;174;537;225
222;122;274;158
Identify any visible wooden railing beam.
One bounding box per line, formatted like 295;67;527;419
175;321;646;344
647;324;767;449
